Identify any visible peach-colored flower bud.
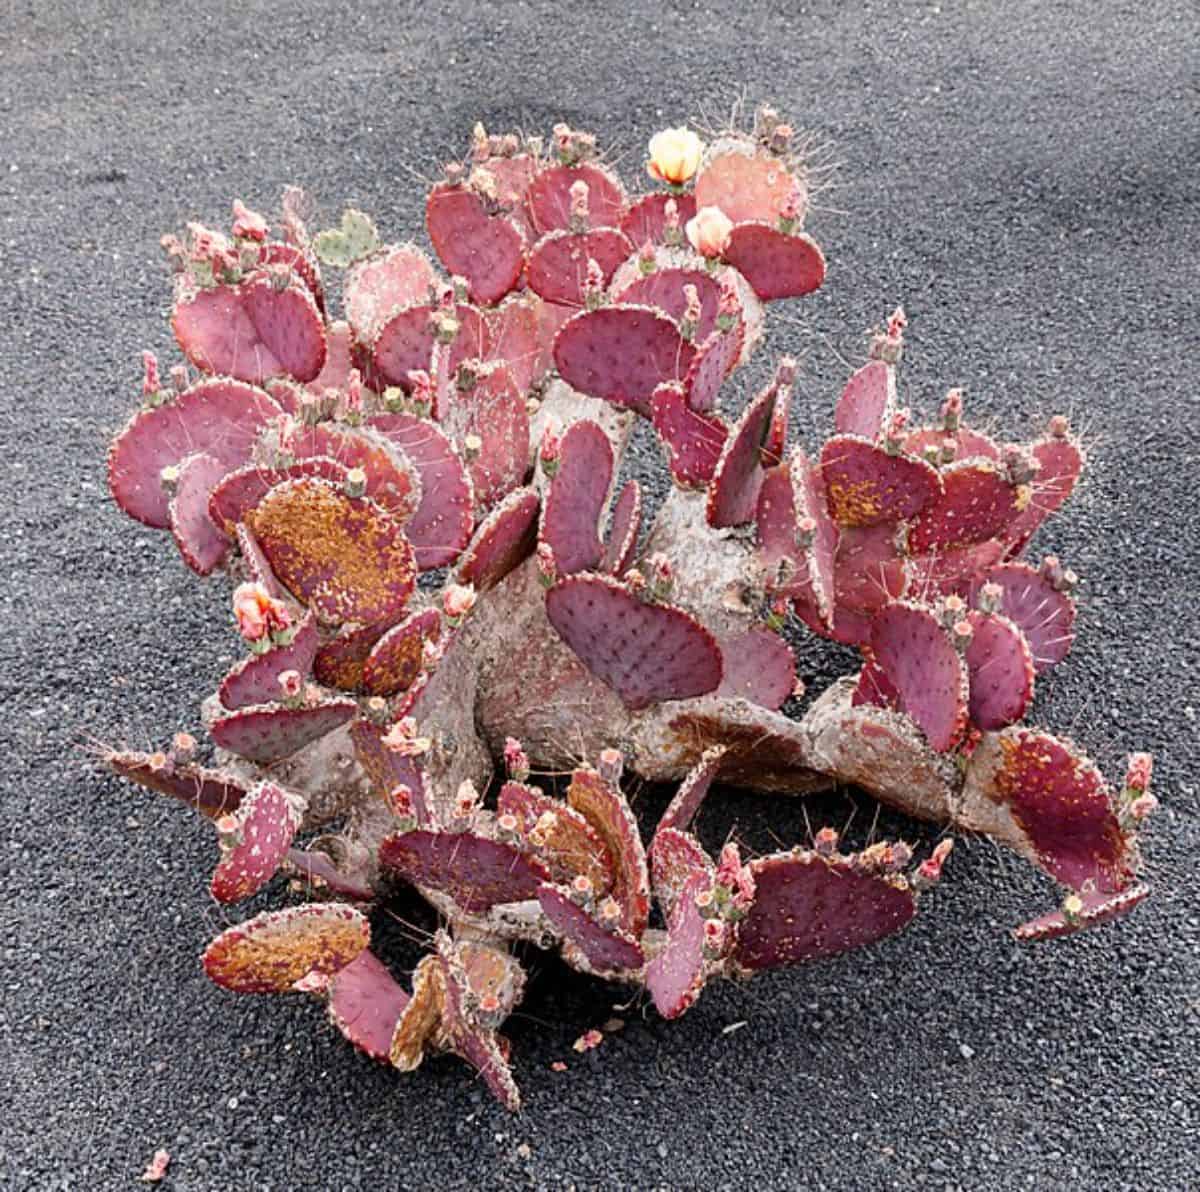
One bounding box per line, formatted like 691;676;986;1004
231;199;269;242
277;669;303;700
504;736;530;781
646;128;703;185
1125;752;1153;793
686;205;733;258
232;582;273;641
442;582;477;621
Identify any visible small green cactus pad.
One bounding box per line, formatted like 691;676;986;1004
312;208;381;268
652;382;728;487
835;360;895;440
541;420;614;574
348;718;432;825
537;883;645;975
684;322;746;414
646;869;711;1020
455;487;540;591
648;827;713;924
716;627;796;710
656;746;727;836
327;949;412;1061
290;425;422;524
526;228;633;306
210;698;357;764
967;561;1076;673
365;301;492;391
496;782;614;892
362;608;442;697
908;459;1025;554
722;224;826;302
343;243;437;341
103;748;248;819
1013;884;1150;943
545;573;723;710
614;266;723;345
527;162;626;234
706;372;778;527
378;829;551;913
169;452;232;575
202;903;370;994
210;781;305;903
695;148;803;226
619;191;698;246
426;184;526;305
600;479;642;575
208;457;349;537
246;478;417;627
964;609;1035;730
219;613;320;711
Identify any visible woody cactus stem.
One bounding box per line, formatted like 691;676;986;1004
101;108;1155;1113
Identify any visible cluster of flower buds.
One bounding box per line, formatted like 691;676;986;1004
870;305;908;365
442;582;477;626
662;197;683;248
646;127;703;187
1039;555;1079;593
536;542;557;589
231;582;293;652
687;205;733;260
881;407;912;455
382;716;431;758
539;418;563;477
230;199;269;243
503;737;531;782
707;842;757;926
716;276;741;333
141;350;165;406
551;123;597;166
1119;752;1157;830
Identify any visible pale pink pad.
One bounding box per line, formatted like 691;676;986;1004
348;718;432;825
452;363;530;512
202;903;370;994
646;869;709;1019
363;608;443;697
652;383;728;487
833;523;909;618
545;573;723;710
835;360;894;440
819;435;942;527
695;149;802;225
1005;434;1084;553
964;610;1034;730
683;322;745;413
648;827;713;923
290;424;421;524
103;749;248;819
367;413;474;569
219;614;320;710
716;627;795;710
327;950;411;1061
169;452;233;574
495;782;614;890
968;561;1075;673
257;241;326;314
600;479;642;575
706;375;778;527
484;152;540;238
537;884;644;974
366;301;492;390
108;378;283;528
541;420;613;574
208;457;349;536
210;780;304;903
526;162;626;234
1014;884;1149;942
656;746;726;836
619;191;698;246
909;460;1021;553
526;228;633;306
210;698;358;763
553;305;696;416
426;183;526;305
614;267;723;345
721;225;825;301
378;829;550;913
734;851;916;969
344;244;437;341
486;292;556;393
869;601;967;752
455;486;540;590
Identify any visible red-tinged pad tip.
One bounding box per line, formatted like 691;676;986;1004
695;149;803;226
908;538;1006;601
601;479;642;576
456;486;540;591
721;225;825;302
378;829;550;913
546;573;723;711
497;782;614;891
203;902;370;994
169;452;233;574
368;413;474;569
327;949;411;1061
210;780;305;903
657;746;727;837
835;360;895;440
833;523;909;619
426;184;526;305
869;602;968;752
526;228;632;306
247;478;416;627
1004;434;1084;554
362;608;442;697
735;850;917;969
619;191;698;247
820;435;942;528
344;244;437;341
614;266;723;346
909;460;1023;554
348;718;432;825
486;293;558;394
652;383;728;488
219;614;320;711
285;846;375;901
541;421;613;574
527;162;626;234
684;322;745;414
1014;884;1150;943
716;627;796;710
312;617;398;691
366;301;492;391
566;767;651;937
208;457;349;536
538;883;645;974
290;424;421;524
554;305;696;417
235;523;287;599
108;378;283;528
210;698;358;764
649;826;714;924
964;610;1035;731
103;749;247;819
646;869;710;1020
706;374;778;527
968;562;1075;673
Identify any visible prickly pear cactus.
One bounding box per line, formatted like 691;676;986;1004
101;108;1156;1111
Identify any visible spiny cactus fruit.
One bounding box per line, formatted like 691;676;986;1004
101;108;1155;1112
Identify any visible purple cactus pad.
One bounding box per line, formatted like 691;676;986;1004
527;162;626;234
210;780;305;903
683;323;745;413
656;746;727;837
526;228;632;306
908;460;1023;554
820;435;942;528
601;479;642;575
426;184;526;305
541;421;614;574
695;149;804;225
716;627;796;710
455;486;540;591
834;360;895;440
363;608;443;697
968;561;1076;673
614;266;722;345
649;827;713;923
646;869;710;1019
537;884;645;974
651;383;728;488
496;782;614;891
327;949;412;1061
706;376;778;527
721;225;825;301
169;452;233;574
619;192;698;247
208;457;349;537
210;698;357;764
1013;884;1150;942
964;610;1035;730
344;243;437;341
219;613;320;710
103;749;248;819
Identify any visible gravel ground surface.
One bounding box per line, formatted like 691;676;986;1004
3;1;1197;1188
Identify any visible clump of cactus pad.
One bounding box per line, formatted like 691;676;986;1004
102;109;1156;1111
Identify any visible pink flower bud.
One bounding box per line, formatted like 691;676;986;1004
569;179;590;226
442;582;477;621
814;827;838;857
682;283;701;328
386;784;415;819
597;897;620;925
504;736;530;781
536;541;557;586
277;669;303;700
540;418;563;466
1125;752;1153;793
646;127;703;185
231;199;269;242
497;812;520;836
1047;414;1071;439
686;205;734;258
381;717;431;757
598;746;624;785
1128;792;1158;822
454;779;479;818
141;351;161;398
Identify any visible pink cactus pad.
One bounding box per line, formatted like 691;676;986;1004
619;192;698;246
368;413;474;569
289;425;421;524
546;573;723;710
527;162;626;234
1004;432;1084;553
455;486;540;590
246;478;416;626
103;749;247;819
755;464;806;595
835;360;895;440
1013;884;1150;942
820;435;942;528
327;949;412;1061
378;829;550;913
716;627;796;710
600;479;642;575
210;780;305;903
485;293;558;394
794;451;839;627
284;846;375;901
344;244;437;341
908;538;1006;601
235;523;287;599
219;614;319;710
537;884;645;974
348;719;432;825
695;149;803;225
683;322;745;413
652;383;728;487
852;657;902;709
449;362;530;512
496;782;614;891
614;267;723;345
646;869;711;1019
566;767;651;936
210;697;358;763
706;374;778;527
968;561;1075;673
363;608;443;697
734;849;917;969
869;601;968;751
257;241;326;314
526;228;633;306
964;610;1035;730
202;903;370;994
657;746;727;837
833;523;909;619
721;225;825;301
169;452;233;575
554;305;696;416
208;457;349;536
649;827;714;923
903;425;1001;464
108;378;283;528
541;421;614;574
908;460;1023;554
366;301;492;391
426;184;526;305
